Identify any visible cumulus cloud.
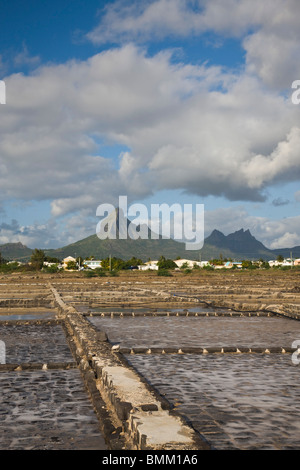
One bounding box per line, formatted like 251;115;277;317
87;0;269;44
241;127;300;189
0;44;298;217
1;0;300;247
0;219;51;247
0;213;100;249
87;0;204;44
88;0;300;90
13;44;40;68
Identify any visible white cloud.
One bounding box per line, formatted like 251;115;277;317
87;0;269;44
87;0;201;44
0;44;298;216
0;219;51;248
0;213;99;249
88;0;300;90
1;0;300;249
241;127;300;189
269;232;300;250
13;44;40;67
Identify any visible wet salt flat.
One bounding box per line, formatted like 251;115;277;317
1;305;300;450
127;354;300;450
0;323;74;363
0;370;107;450
0;311;55;321
0;321;108;450
90;313;300;449
88;306;215;314
88;315;300;349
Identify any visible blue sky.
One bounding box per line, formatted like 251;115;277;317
0;0;300;250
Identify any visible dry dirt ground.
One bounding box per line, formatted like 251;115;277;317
0;268;299;312
1;268;294;315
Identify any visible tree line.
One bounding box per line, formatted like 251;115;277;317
0;249;295;275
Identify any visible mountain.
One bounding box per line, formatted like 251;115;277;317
44;208;191;261
1;214;298;262
0;242;33;261
272;245;300;259
204;228;274;260
43;214;276;261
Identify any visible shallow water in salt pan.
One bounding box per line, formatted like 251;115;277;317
127;354;300;450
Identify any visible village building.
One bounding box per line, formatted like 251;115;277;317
62;256;76;269
138;261;159;271
83;260;102;269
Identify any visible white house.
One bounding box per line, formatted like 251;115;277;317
174;259;196;269
282;258;294;266
198;261;210;268
174;259;209;269
138;260;159;271
269;258;294;267
84;260;102;269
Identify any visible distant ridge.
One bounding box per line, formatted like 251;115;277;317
0;242;33;261
1;222;300;262
203;228;274;260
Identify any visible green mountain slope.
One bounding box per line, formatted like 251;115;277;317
272;246;300;259
203;229;274;260
0;242;33;261
0;222;296;262
44;227;275;262
44;234;200;261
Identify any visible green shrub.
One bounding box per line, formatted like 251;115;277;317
109;270;119;276
84;270;96;277
97;271;107;277
94;268;106;277
157;269;172;276
157;256;177;270
202;265;214;271
42;264;59;273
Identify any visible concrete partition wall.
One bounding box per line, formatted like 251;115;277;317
50;284;210;450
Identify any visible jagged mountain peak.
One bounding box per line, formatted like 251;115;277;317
205;227;270;258
227;228;253;239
